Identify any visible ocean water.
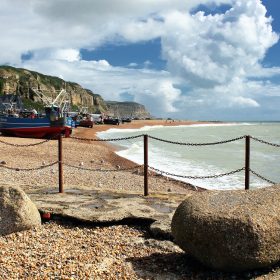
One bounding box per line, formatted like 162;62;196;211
97;123;280;190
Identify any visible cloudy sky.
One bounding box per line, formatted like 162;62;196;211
1;0;280;121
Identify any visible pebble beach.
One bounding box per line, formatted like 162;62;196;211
0;120;279;279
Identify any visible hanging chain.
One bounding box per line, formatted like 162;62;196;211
0;161;58;171
148;166;245;179
71;135;144;142
0;137;53;147
63;162;142;172
250;169;277;185
250;136;280;147
148;135;246;146
0;133;61;147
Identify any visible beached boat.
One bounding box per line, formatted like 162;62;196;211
0;89;73;138
0;106;72;138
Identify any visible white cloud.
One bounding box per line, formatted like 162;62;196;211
0;0;279;120
22;58;182;117
161;1;279;87
49;49;81;62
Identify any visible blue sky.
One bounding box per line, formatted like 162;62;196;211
1;0;280;121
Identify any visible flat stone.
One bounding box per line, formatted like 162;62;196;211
27;187;190;239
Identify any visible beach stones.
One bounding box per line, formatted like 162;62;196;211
171;186;280;272
0;185;41;236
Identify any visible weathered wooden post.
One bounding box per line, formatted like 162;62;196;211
58;133;63;193
144;134;149;196
245;135;250;190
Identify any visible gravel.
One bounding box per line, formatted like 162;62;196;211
0;133;196;194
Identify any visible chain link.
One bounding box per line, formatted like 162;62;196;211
0;161;58;171
0;133;61;147
148;135;246;146
250;169;277;185
0;137;53;147
71;135;144;142
148;165;245;179
250;136;280;147
63;162;142;172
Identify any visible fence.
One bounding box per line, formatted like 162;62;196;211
0;133;279;196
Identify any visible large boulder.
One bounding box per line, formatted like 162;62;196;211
171;186;280;272
0;185;41;235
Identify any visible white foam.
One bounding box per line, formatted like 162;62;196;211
98;122;279;190
97;122;256;139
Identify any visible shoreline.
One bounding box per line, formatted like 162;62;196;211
72;119;208;192
0;119;207;194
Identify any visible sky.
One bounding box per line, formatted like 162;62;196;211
1;0;280;121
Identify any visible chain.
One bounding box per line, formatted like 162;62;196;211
250;136;280;147
71;135;144;142
250;169;277;185
0;161;58;171
148;166;245;179
148;135;246;146
0;133;61;147
63;162;142;172
0;137;53;147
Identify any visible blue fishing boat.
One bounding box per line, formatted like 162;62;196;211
0;91;73;138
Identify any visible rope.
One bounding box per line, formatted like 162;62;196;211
0;161;58;171
148;166;245;179
148;135;246;146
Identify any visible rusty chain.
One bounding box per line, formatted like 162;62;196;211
250;136;280;147
250;169;277;185
148;135;246;146
63;162;142;172
0;133;61;147
0;137;53;147
71;135;144;142
0;161;58;171
148;165;245;179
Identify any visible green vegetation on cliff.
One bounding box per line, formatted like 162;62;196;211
0;65;108;113
0;65;151;117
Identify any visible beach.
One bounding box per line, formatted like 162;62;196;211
0;120;278;279
0;119;200;194
0;120;200;279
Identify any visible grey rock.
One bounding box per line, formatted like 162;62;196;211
0;185;41;235
171;186;280;272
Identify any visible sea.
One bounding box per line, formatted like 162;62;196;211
97;122;280;190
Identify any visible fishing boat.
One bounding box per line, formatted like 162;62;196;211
0;90;73;138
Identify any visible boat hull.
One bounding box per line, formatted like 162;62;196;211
0;116;72;138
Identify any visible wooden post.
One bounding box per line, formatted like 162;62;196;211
245;135;250;190
144;134;149;196
58;133;63;193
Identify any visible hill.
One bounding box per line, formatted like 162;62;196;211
0;66;151;118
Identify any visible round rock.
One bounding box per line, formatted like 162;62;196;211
171;186;280;272
0;185;41;236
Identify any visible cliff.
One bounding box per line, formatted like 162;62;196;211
0;66;151;118
0;66;107;113
106;101;151;119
